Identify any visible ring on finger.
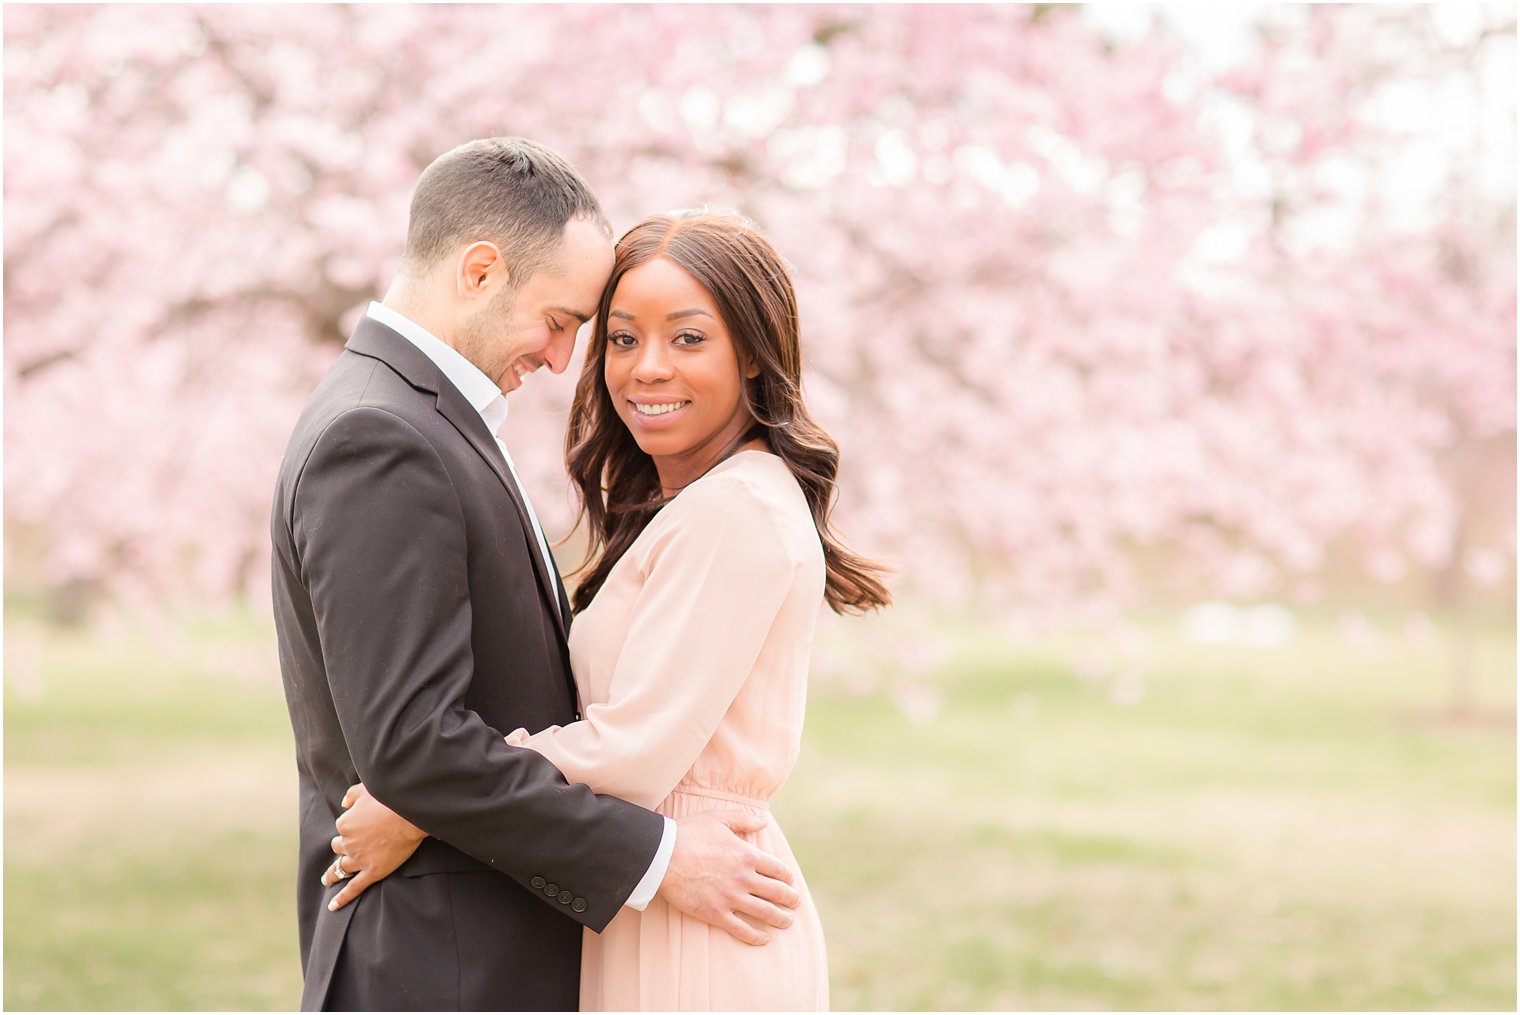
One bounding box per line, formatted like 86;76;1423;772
333;855;351;880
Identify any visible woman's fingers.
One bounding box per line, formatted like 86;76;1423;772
330;834;345;856
328;868;379;911
341;782;365;809
319;852;355;888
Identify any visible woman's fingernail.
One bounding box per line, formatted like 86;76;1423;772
328;899;339;911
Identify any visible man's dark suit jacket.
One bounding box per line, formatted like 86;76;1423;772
270;316;664;1011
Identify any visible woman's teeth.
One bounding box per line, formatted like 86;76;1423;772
634;402;686;416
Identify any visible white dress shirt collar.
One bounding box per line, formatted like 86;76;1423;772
366;301;508;433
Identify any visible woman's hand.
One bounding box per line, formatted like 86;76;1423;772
321;782;428;911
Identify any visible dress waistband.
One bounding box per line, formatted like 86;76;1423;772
667;782;770;810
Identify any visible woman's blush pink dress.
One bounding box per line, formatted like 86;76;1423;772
505;450;829;1011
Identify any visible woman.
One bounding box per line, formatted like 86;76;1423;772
327;210;890;1010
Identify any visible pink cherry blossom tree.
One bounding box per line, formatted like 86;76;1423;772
4;6;1513;671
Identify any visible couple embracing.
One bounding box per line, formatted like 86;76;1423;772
270;137;890;1011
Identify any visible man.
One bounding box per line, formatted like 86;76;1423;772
270;137;798;1011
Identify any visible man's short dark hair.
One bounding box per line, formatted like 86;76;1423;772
402;137;611;284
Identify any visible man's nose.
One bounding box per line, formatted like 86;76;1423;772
542;326;578;375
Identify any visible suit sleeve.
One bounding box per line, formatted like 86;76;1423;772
291;405;663;931
507;475;796;809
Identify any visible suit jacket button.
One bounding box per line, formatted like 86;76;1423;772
572;897;587;913
544;882;559;896
558;890;573;905
530;876;546;890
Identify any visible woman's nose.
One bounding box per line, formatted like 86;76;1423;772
631;341;674;382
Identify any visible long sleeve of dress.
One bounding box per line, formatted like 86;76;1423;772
507;474;797;809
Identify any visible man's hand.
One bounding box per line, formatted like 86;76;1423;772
658;809;801;946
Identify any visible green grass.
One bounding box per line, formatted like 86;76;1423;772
4;608;1515;1010
5;611;301;1011
783;618;1516;1011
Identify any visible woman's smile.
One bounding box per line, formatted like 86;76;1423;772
629;398;692;423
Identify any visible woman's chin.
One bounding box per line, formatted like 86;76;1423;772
617;422;664;457
627;432;678;459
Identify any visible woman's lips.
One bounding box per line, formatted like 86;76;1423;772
627;398;691;427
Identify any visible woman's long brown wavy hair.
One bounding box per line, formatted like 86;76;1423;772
565;210;892;616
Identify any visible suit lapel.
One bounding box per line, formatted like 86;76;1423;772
346;319;569;643
433;381;570;643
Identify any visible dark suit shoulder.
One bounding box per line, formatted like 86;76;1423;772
308;349;439;427
295;402;451;502
285;348;445;461
274;353;453;539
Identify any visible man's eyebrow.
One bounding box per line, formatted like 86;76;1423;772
550;305;593;325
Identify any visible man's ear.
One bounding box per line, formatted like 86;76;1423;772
456;241;508;301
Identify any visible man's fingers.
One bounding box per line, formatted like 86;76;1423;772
747;846;795;887
719;809;768;837
734;893;794;931
719;912;770;947
747;872;802;911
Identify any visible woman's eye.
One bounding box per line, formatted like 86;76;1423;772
609;331;636;348
673;332;705;346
